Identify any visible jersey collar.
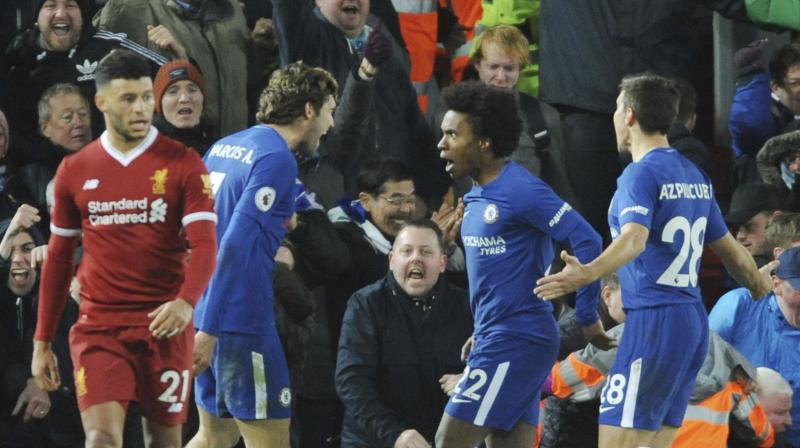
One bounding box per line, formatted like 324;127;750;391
100;126;158;167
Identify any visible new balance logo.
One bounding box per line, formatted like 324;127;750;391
149;198;167;223
167;402;183;413
76;59;98;82
82;179;99;190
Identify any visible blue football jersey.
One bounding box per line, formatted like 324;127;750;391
461;162;602;338
609;148;727;310
195;125;297;335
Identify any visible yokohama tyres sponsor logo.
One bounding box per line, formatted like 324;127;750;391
87;197;168;226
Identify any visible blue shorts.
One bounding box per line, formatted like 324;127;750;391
195;330;291;420
445;316;558;431
599;302;708;430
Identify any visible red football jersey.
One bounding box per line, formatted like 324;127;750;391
49;127;216;327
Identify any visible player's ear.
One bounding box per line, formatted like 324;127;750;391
304;101;315;120
95;92;106;114
625;107;635;127
478;138;491;152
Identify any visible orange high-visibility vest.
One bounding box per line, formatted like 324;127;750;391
392;0;439;114
449;0;482;83
550;327;775;448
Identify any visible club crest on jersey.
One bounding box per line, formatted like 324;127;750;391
151;168;168;194
279;387;292;407
255;186;276;212
483;204;499;224
75;367;87;397
201;174;214;199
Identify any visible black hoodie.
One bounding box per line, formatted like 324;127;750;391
2;3;166;168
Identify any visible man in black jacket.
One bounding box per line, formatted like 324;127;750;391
0;209;84;447
2;0;166;168
336;218;472;448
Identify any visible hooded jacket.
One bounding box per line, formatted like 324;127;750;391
756;130;800;211
97;0;251;137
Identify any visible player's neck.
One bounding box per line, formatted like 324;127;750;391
106;129;146;153
777;294;800;328
629;132;669;162
270;123;303;151
475;157;506;185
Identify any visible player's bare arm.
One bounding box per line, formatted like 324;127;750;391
710;232;772;299
535;222;649;300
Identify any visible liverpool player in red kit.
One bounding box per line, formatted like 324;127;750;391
31;49;217;447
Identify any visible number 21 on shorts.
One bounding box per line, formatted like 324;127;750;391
159;369;191;413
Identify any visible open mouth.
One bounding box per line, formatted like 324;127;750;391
342;4;359;14
408;266;424;280
177;107;194;117
10;268;30;282
444;160;455;173
52;23;71;36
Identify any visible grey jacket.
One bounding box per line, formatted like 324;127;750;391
98;0;251;136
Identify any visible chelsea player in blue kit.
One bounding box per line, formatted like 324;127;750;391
536;74;771;448
187;63;337;448
435;82;612;448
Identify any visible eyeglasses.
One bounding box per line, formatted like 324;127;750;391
377;194;417;207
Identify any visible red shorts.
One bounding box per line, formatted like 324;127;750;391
69;323;195;425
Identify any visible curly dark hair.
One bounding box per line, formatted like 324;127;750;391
441;81;522;158
256;62;338;125
619;73;679;135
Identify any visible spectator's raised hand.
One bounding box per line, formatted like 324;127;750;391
8;204;41;236
252;17;276;50
147;25;188;60
431;198;464;248
31;244;47;268
734;38;768;70
362;23;393;71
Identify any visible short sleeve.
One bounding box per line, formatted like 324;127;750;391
233;149;297;224
615;163;658;230
704;196;728;244
179;149;217;227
